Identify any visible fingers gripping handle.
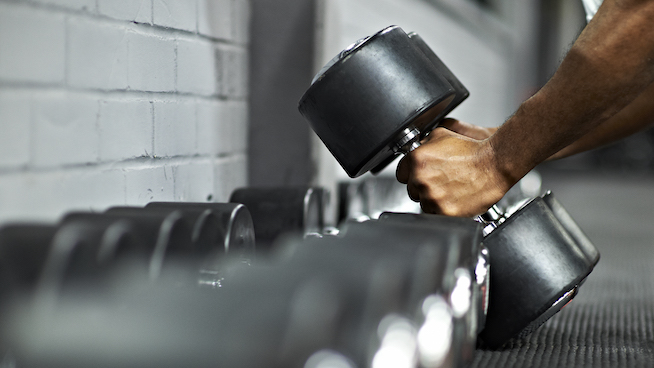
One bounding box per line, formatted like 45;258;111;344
395;127;504;228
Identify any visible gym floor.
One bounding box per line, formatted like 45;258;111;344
471;169;654;367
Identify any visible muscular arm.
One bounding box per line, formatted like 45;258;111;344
550;80;654;159
439;80;654;160
397;0;654;217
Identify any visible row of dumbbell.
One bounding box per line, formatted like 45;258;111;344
0;185;601;367
0;186;487;368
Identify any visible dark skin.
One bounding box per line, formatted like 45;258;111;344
396;0;654;217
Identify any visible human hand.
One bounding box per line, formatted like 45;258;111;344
396;126;511;217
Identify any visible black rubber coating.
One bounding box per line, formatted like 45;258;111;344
298;25;456;178
229;187;325;249
479;197;600;349
369;32;470;175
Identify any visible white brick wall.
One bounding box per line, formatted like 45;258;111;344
67;18;130;89
0;3;66;84
153;0;197;32
0;90;31;168
31;91;100;167
177;36;219;95
98;99;153;161
97;0;152;23
0;0;251;223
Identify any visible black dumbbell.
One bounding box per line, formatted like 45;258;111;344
229;187;329;249
0;244;394;368
542;191;600;266
61;211;193;282
274;214;484;367
298;25;468;178
34;216;152;301
298;25;600;349
341;214;486;366
143;202;256;287
144;202;256;262
0;224;57;302
476;195;599;348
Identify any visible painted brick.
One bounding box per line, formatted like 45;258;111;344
197;0;232;40
0;172;53;223
56;168;126;212
28;0;97;12
67;17;129;90
98;0;152;24
232;0;251;45
173;160;215;202
221;100;247;153
197;99;247;156
153;0;197;32
0;3;65;84
127;31;176;92
217;45;248;98
0;91;31;168
32;92;100;167
176;37;219;95
124;165;176;205
196;99;223;156
98;99;153;161
213;155;247;202
0;168;125;223
153;100;197;157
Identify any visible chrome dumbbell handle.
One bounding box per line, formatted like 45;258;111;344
393;127;422;154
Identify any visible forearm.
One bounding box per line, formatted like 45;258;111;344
489;0;654;183
550;80;654;159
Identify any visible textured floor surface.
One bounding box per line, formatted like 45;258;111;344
470;170;654;368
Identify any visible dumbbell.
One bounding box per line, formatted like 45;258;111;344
224;251;413;368
105;204;256;287
298;25;600;348
299;25;468;177
59;211;193;283
376;213;489;345
274;214;484;367
0;224;57;300
339;214;486;367
475;194;599;348
144;202;256;263
143;202;256;287
34;215;157;302
230;187;330;249
1;238;405;368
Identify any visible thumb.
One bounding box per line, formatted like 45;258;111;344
396;155;410;184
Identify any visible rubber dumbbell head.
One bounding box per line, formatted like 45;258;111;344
299;25;467;177
0;224;57;301
478;195;599;348
230;187;328;249
145;202;256;262
144;202;256;288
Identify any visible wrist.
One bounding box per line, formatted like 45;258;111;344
478;137;517;204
